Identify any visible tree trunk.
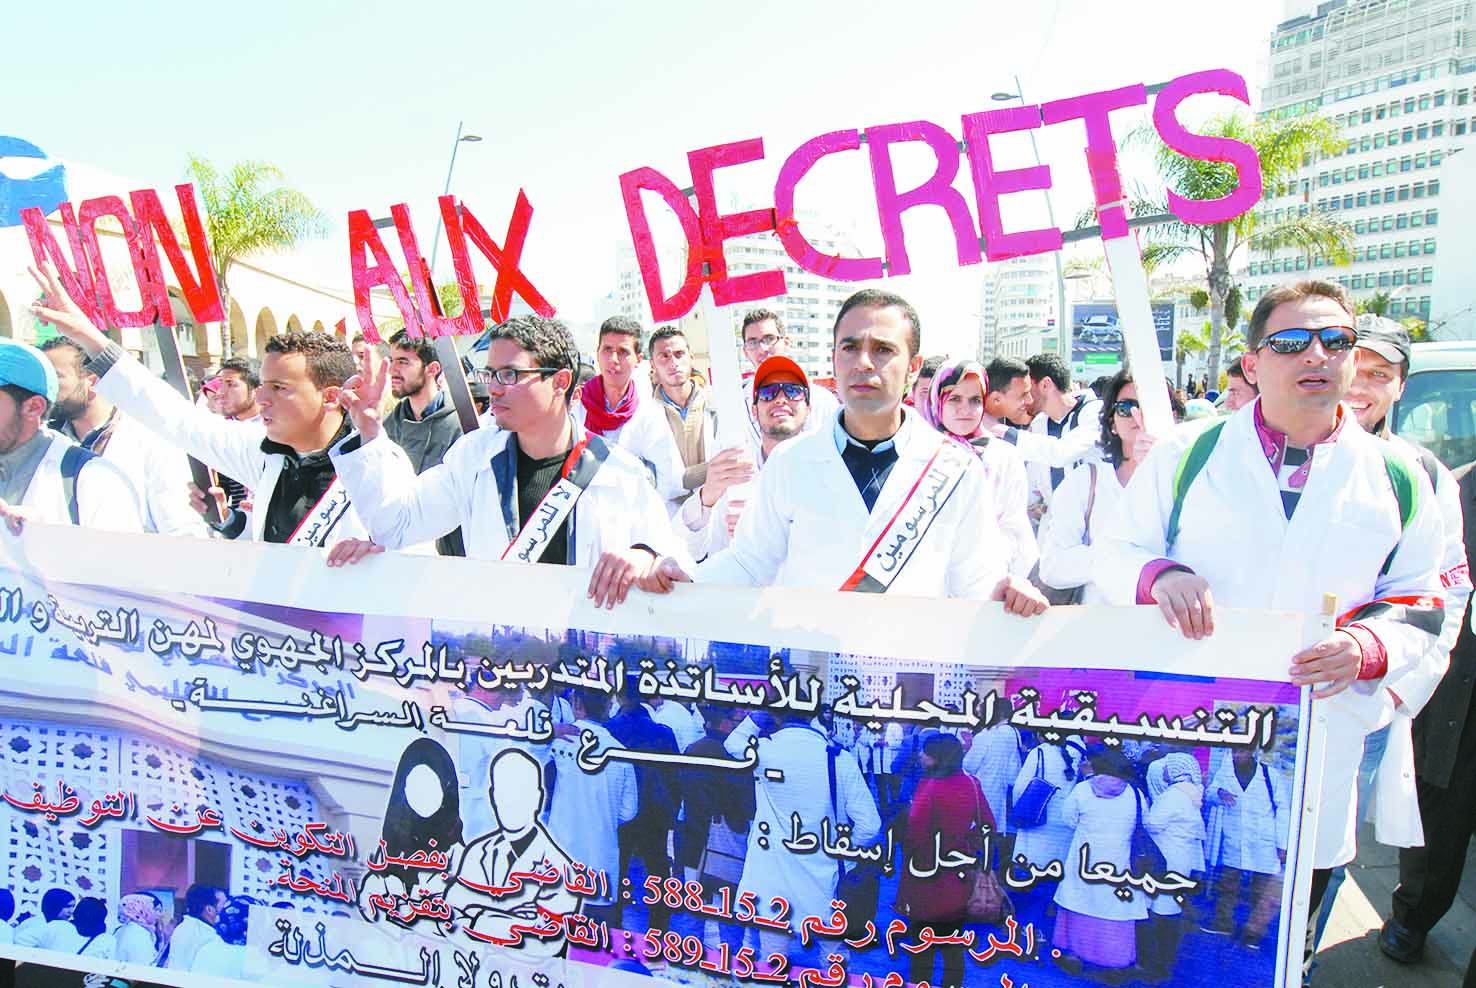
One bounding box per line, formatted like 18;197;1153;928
1175;350;1185;389
1206;228;1232;390
217;267;233;361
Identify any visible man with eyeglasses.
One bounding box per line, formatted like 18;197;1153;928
678;354;812;561
740;309;839;440
328;316;691;608
1096;280;1447;977
643;289;1046;613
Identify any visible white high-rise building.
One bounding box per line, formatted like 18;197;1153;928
1245;0;1476;324
981;254;1059;361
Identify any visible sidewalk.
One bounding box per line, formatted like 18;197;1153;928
1313;821;1474;987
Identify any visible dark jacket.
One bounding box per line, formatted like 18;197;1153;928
607;704;679;825
1412;465;1476;789
675;730;755;870
383;394;466;555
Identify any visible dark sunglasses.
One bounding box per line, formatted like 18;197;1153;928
1111;398;1141;418
755;382;809;403
1257;326;1358;355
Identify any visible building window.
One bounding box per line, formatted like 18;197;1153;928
1427;209;1439;224
1357;192;1369;207
1394;243;1407;258
1382;244;1394;259
1422;267;1435;284
1397;214;1409;229
1398;185;1411;200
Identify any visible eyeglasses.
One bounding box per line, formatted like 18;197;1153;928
742;334;783;352
755;382;809;403
1257;326;1358;355
473;366;562;387
1111;398;1141;418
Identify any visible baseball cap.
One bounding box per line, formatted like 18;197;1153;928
751;354;809;403
0;340;58;402
1354;314;1411;367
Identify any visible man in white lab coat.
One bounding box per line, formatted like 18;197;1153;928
989;352;1104;509
1095;279;1446;979
644;289;1046;613
328;316;691;607
571;317;685;502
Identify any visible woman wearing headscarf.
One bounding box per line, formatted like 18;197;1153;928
359;738;465;924
1037;369;1181;602
896;732;994;988
919;359;1037;577
45;896;114;959
1052;747;1150;984
13;887;74;948
113;893;162;965
1140;752;1207;982
191;895;261;978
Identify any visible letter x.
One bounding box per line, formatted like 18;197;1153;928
460;190;555;322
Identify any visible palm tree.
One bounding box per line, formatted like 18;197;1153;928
1175;321;1208;389
1135;113;1354;386
1357;291;1393;317
186;156;326;357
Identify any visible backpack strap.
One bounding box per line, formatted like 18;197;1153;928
1082;462;1099;546
1380;450;1419;576
1260;763;1278;816
59;445;97;527
1165;421;1227;554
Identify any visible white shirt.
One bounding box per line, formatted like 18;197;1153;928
1036;459;1126;603
572;384;687;501
330;421;691;567
1004;393;1104;506
16;433;143;532
970;436;1038;577
546;719;638;906
166;914;222;970
113;920;158;965
1053;782;1150;921
71;411;209;537
697;408;1008;598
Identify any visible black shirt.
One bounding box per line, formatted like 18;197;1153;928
516;446;572;565
260;416;352;544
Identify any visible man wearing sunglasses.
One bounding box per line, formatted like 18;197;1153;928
740;309;839;442
678;355;812;561
328;316;691;609
644;290;1046;614
1097;280;1447;975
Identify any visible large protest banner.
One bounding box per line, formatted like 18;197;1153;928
0;525;1326;988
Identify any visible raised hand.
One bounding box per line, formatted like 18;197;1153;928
27;262;110;356
338;353;390;442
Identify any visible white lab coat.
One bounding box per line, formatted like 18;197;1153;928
573;389;687;501
165;914;221;970
970;437;1039;578
1053;781;1150;920
1096;401;1446;868
1036;460;1125;604
1205;759;1289;875
44;922;117;959
17;433;143;532
1144;785;1206;916
81;413;209;537
190;940;246;978
1010;741;1083;871
730;721;881;927
697;408;1008;598
112;920;158;965
677;431;766;561
1365;433;1471;846
962;722;1024;833
1005;394;1104;506
545;719;637;907
330;422;691;567
95;353;374;545
647;700;703;752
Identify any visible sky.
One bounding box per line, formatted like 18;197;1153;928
1;0;1286;359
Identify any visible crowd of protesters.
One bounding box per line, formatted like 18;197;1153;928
4;263;1473;988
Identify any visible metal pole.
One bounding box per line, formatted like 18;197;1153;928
1010;76;1072;364
428;119;465;279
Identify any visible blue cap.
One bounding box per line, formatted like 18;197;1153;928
0;341;59;402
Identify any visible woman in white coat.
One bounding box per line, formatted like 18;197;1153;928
1010;737;1087;873
113;893;162;966
1052;749;1150;982
1037;372;1180;602
1140;752;1207;981
1204;749;1289;945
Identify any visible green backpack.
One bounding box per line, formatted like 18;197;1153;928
1164;420;1417;575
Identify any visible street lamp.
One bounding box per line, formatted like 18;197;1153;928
991;78;1071;364
428;122;483;278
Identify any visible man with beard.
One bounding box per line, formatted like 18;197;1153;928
0;339;140;533
383;330;467;555
678;355;810;560
41;338;205;537
649;325;723;511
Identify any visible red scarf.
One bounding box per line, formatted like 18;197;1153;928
579;376;638;435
